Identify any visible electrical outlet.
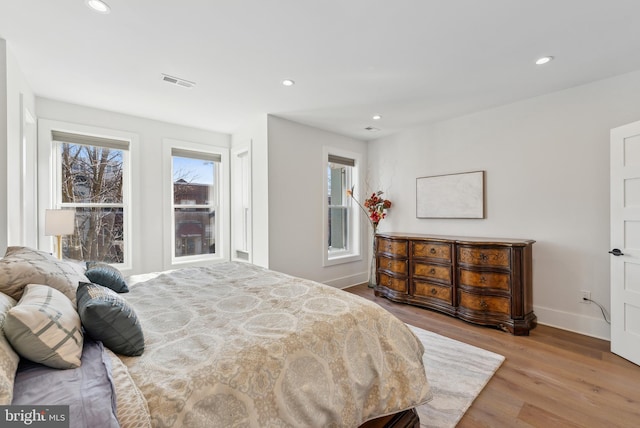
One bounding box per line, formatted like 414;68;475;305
579;290;591;304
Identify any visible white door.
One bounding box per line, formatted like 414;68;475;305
611;120;640;366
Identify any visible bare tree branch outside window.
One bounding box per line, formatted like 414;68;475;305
60;143;124;263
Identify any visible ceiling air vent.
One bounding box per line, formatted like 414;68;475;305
161;74;196;89
364;126;380;132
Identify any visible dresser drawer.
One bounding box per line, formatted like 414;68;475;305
413;262;452;284
377;237;408;258
414;281;452;304
459;290;510;315
378;272;408;293
459;269;510;291
458;247;510;268
378;256;408;275
412;241;452;262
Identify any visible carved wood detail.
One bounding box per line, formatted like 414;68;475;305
374;233;536;335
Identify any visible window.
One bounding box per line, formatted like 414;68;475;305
324;149;361;265
171;148;220;260
53;131;129;264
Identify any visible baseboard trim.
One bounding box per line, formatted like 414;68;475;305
534;304;611;341
332;288;612;340
323;271;368;289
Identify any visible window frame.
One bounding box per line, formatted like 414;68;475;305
55;139;129;265
163;139;229;268
37;120;138;273
322;146;363;266
327;161;352;256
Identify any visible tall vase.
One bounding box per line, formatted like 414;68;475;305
368;228;378;288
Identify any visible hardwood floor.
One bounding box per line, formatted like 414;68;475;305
345;284;640;428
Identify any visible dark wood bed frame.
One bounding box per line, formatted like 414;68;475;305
360;408;420;428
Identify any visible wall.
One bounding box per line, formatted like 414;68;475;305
36;98;230;274
0;40;7;253
6;46;36;248
267;116;369;287
0;39;36;254
368;69;640;340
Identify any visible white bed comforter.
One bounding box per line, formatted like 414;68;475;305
121;262;431;427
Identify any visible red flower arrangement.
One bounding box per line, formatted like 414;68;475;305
347;187;392;288
347;187;392;230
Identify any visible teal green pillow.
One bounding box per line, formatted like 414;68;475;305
76;282;144;356
85;262;129;293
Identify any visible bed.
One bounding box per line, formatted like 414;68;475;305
0;247;431;427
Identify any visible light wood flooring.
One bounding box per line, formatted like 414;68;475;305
346;283;640;428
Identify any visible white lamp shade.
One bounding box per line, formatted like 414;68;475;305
45;209;76;236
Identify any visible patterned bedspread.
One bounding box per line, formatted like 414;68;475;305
121;262;431;427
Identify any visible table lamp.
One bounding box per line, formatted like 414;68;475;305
45;209;75;259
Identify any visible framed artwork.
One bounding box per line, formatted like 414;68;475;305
416;171;485;219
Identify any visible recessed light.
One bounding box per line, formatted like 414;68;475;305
282;79;295;87
372;115;382;120
535;56;553;65
85;0;111;14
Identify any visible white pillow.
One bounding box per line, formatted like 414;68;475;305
3;284;83;369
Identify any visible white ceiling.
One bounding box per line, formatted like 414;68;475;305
2;0;640;140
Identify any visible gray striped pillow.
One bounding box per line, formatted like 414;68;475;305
3;284;83;369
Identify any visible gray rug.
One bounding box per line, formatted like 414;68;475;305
407;324;505;428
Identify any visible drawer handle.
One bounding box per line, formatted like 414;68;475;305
385;277;391;286
480;299;488;310
430;288;437;295
429;268;436;274
479;253;488;262
479;276;486;283
387;260;392;268
429;248;436;254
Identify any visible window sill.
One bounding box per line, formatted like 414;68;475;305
168;254;227;270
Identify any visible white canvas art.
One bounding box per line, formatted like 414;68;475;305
416;171;485;218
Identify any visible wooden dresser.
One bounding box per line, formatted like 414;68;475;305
375;233;536;335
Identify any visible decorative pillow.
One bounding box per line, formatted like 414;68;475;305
85;262;129;293
0;246;89;306
3;284;83;369
0;292;20;404
77;282;144;356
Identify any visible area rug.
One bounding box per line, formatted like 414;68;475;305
407;324;505;428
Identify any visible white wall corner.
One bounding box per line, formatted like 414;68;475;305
0;39;8;253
